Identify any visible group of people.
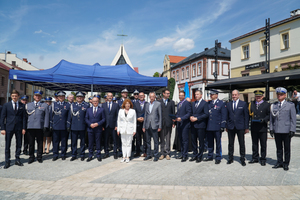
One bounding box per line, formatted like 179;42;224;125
0;86;296;171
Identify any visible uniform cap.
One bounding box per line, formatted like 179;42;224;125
34;90;43;96
254;90;264;96
275;87;287;94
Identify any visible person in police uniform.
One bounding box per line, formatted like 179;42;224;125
205;89;227;164
50;90;71;161
43;97;53;154
270;87;296;171
20;95;29;155
132;90;139;103
25;90;49;164
117;88;129;107
248;90;270;166
68;91;89;161
88;96;93;107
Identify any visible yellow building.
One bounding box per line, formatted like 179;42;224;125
161;55;186;79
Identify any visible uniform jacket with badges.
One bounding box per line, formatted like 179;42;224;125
68;102;89;131
50;101;70;130
85;106;105;133
226;100;249;130
158;99;175;128
175;100;192;128
143;101;162;130
270;101;296;134
191;100;209;129
26;102;49;129
117;98;131;107
206;99;227;131
117;108;136;134
249;101;270;132
1;101;26;131
102;101;119;129
133;101;148;127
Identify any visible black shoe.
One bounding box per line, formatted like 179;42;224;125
283;165;289;171
196;157;202;163
203;158;213;162
181;157;188;162
97;157;102;162
62;156;66;160
52;157;58;161
241;161;246;166
15;160;24;166
189;157;197;162
118;154;123;158
177;156;183;160
133;153;141;158
70;157;77;161
260;161;266;166
28;159;35;164
23;151;28;155
37;159;43;163
87;157;93;162
272;163;283;169
248;159;259;164
103;154;109;159
204;149;208;152
143;156;152;161
215;160;221;164
153;157;158;162
4;161;10;169
81;157;85;161
227;160;233;164
114;155;118;159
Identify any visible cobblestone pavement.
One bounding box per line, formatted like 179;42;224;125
0;130;299;199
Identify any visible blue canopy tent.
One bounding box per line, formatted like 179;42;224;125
9;60;168;93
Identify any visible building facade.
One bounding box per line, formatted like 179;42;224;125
162;55;186;79
229;10;300;102
170;43;231;101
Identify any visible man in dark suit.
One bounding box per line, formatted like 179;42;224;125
158;89;175;160
1;89;26;169
205;90;227;164
189;90;209;163
102;92;120;159
248;90;270;166
20;95;29;155
174;91;192;162
226;89;249;166
85;97;105;162
133;92;148;157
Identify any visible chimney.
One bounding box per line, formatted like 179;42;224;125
29;62;31;65
217;42;221;48
205;48;209;51
290;9;300;17
23;58;28;63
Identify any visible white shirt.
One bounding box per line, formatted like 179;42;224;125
195;99;202;107
297;93;300;101
93;106;98;113
34;101;40;107
11;100;19;110
107;101;112;110
232;99;239;110
278;100;285;107
149;101;155;113
163;98;168;106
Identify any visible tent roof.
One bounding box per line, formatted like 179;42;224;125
205;69;300;90
9;59;168;92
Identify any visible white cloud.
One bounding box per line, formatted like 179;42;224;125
34;30;43;34
154;37;176;47
34;29;52;36
173;38;195;52
51;41;57;44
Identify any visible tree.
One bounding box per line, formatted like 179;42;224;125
168;78;175;99
153;72;160;77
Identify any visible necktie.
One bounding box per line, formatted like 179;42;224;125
35;102;38;107
109;102;111;111
279;102;281;108
165;100;167;106
233;101;236;112
93;107;96;116
195;101;199;108
14;102;17;113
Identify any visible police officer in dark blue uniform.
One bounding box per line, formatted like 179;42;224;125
117;88;129;107
20;95;29;155
68;91;89;161
50;91;70;161
205;89;227;164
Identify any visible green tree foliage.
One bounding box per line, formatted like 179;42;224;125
153;72;160;77
168;78;175;99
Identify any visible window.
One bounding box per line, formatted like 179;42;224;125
260;39;266;55
197;62;202;75
12;61;16;66
242;44;249;59
192;65;196;77
242;73;249;77
173;71;175;79
20;83;23;90
182;68;185;79
282;33;289;49
222;63;229;76
186;67;189;79
211;62;219;75
1;76;4;86
176;70;179;81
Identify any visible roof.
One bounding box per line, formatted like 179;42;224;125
171;47;230;69
0;62;11;71
229;14;300;43
0;60;24;71
134;67;139;73
111;44;134;69
168;55;187;63
206;69;300;90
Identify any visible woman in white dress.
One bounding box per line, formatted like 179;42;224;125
117;99;136;163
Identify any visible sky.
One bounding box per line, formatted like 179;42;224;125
0;0;298;76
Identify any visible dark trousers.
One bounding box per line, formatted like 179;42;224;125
22;131;29;152
251;131;267;161
160;126;172;156
191;127;206;159
228;128;245;161
178;125;189;158
28;129;43;160
146;128;159;158
5;129;22;162
274;133;291;166
71;130;86;158
110;128;122;155
88;131;102;158
66;131;70;150
207;131;222;160
136;123;147;154
52;130;67;157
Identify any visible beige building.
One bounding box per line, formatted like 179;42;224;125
229;10;300;102
161;55;186;79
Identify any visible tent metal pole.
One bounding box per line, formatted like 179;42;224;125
6;78;10;103
32;85;34;101
91;84;93;96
